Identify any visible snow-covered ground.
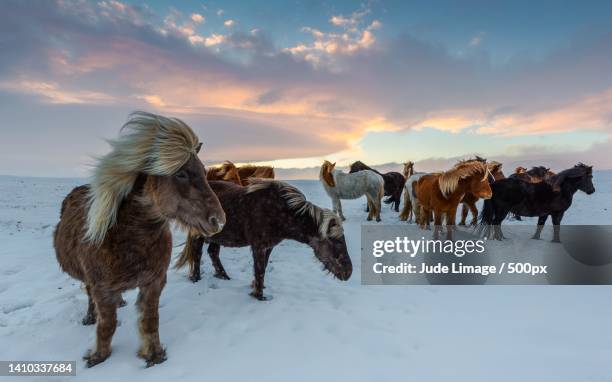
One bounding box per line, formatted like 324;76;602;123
0;172;611;382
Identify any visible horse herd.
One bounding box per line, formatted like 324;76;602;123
51;112;595;368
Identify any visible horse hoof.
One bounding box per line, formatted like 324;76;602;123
81;314;96;326
118;298;127;307
214;272;231;280
531;236;541;240
458;222;466;226
188;274;201;283
249;291;268;301
551;239;561;243
138;347;167;367
366;217;372;221
376;218;381;222
83;350;110;368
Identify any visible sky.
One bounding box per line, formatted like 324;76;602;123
1;0;611;177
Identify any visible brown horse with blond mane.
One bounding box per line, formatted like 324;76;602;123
458;158;505;226
53;112;225;367
415;160;492;239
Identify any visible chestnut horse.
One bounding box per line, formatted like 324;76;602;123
415;160;492;239
458;158;506;226
237;164;275;185
207;160;242;185
176;180;352;300
349;161;406;212
53;112;225;367
320;161;384;221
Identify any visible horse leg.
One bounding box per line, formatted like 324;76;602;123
374;193;382;222
82;285;97;326
393;190;401;212
250;247;269;301
251;248;273;290
188;235;205;282
433;210;443;240
208;243;230;280
459;203;468;226
532;215;548;240
468;202;478;226
446;207;457;241
551;212;564;243
366;196;374;221
333;197;346;221
492;207;510;240
136;279;167;367
83;288;120;367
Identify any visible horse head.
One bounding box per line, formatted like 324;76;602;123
320;161;336;187
403;161;414;178
309;211;352;281
551;163;595;194
514;166;527;174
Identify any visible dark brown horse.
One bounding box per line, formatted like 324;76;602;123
349;161;406;212
458;158;505;226
176;179;352;300
236;164;275;185
207;160;243;185
53;112;225;367
415;160;492;240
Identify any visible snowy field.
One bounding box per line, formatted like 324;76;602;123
1;172;611;381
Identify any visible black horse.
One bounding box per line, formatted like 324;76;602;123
479;163;595;242
349;161;406;212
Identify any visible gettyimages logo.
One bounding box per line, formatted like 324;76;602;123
371;236;486;258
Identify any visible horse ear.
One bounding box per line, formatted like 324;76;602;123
331;162;336;169
196;142;203;154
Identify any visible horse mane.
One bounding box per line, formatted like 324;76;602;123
551;163;592;191
86;111;200;245
487;161;503;173
439;161;488;197
245;179;343;239
320;161;336;187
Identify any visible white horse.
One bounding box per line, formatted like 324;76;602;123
319;161;384;221
399;162;428;223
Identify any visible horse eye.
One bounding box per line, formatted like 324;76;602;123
175;170;188;180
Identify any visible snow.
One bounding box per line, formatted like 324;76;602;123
1;173;611;381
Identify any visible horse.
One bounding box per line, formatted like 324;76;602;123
175;180;352;300
319;161;385;221
53;112;225;368
236;164;275;185
399;162;427;223
415;160;492;240
479;163;594;242
349;161;406;212
206;160;243;185
458;158;506;226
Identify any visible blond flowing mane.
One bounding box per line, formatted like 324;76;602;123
438;161;488;197
85;111;200;245
246;179;343;239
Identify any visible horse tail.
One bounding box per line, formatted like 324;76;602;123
399;187;411;221
174;228;200;273
479;198;494;226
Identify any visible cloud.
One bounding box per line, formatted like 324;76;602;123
191;13;204;23
224;19;235;27
0;80;115;104
1;0;612;176
284;9;381;66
